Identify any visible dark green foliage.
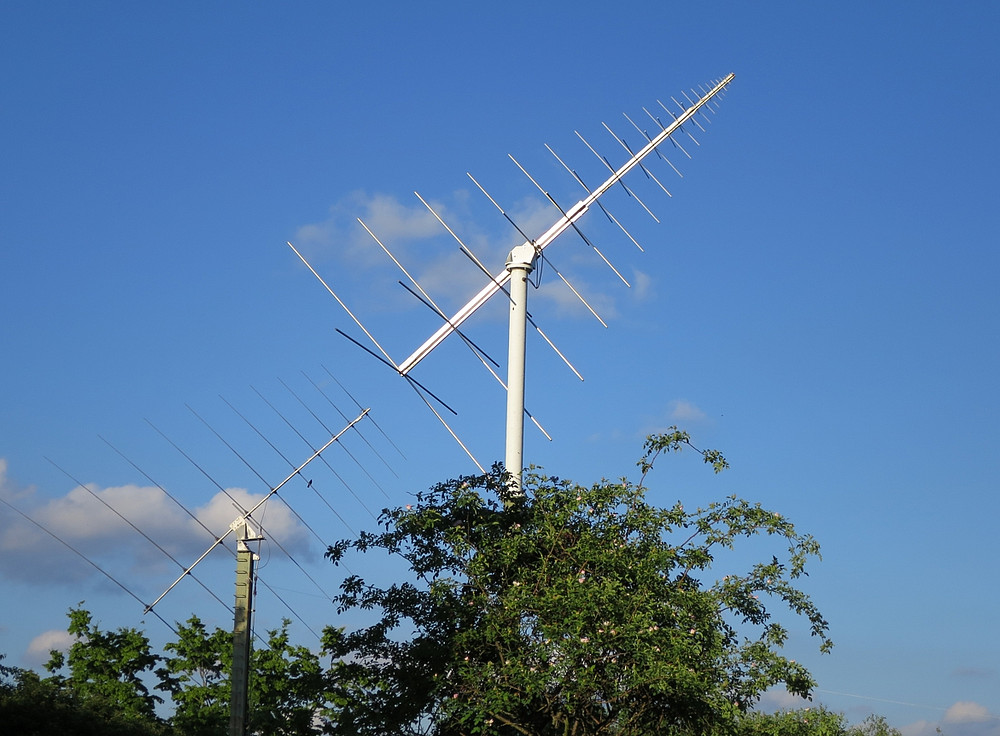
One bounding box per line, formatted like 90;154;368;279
157;616;231;736
13;607;327;736
321;430;833;736
157;615;326;736
44;606;164;723
0;654;171;736
247;621;326;736
738;707;851;736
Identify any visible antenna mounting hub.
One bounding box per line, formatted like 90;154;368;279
505;242;537;272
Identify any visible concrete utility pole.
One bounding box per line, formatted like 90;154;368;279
229;518;262;736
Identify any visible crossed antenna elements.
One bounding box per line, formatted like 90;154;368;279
289;73;735;491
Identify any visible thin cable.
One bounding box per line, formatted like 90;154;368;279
254;575;322;642
815;688;994;718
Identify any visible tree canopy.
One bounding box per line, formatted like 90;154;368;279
321;429;833;736
1;430;850;736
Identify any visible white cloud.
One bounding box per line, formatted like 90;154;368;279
901;703;1000;736
25;629;75;667
0;464;310;585
629;267;653;301
755;686;811;712
534;274;620;322
945;702;992;724
291;190;639;325
668;398;708;424
631;399;711;442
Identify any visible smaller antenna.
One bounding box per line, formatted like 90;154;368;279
145;409;368;614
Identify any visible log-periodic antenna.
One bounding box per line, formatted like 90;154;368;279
289;73;735;493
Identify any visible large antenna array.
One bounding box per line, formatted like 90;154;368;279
290;73;735;492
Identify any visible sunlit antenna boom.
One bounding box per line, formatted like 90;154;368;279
396;73;734;378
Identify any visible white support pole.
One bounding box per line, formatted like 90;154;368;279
504;244;536;496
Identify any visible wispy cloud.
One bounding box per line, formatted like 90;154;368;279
952;667;997;680
290;190;646;323
631;398;711;441
900;702;1000;736
667;398;708;424
755;686;811;711
945;702;994;724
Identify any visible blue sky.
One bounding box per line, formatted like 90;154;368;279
2;1;998;731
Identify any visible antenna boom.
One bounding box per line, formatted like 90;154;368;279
396;73;734;375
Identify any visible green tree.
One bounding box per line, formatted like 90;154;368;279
249;620;326;735
39;606;329;735
737;707;850;736
159;615;326;736
321;430;832;736
2;653;170;736
850;714;903;736
45;606;164;723
735;708;903;736
157;615;231;736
